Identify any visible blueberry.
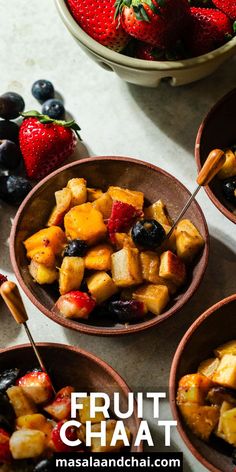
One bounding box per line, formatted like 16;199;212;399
0;392;15;424
222;177;236;205
0;175;32;205
0;92;25;120
109;300;146;322
0;140;21;169
42;99;65;120
131;219;166;249
0;368;20;393
34;458;54;472
0;120;19;143
64;239;88;257
32;80;54;103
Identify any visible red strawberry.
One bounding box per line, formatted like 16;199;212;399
187;7;233;56
0;428;11;463
135;41;165;60
67;0;129;52
56;291;96;320
0;274;7;286
19;111;80;180
115;0;190;48
51;420;80;452
108;201;142;242
212;0;236;20
44;386;74;421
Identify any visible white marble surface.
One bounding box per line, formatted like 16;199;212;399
0;1;236;470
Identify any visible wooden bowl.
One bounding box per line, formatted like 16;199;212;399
0;342;141;451
170;294;236;472
10;156;209;336
195;88;236;224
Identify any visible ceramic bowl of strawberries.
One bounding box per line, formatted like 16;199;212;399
55;0;236;87
10;156;209;336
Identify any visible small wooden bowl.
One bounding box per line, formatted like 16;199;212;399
195;88;236;224
0;342;141;451
170;294;236;472
10;156;209;336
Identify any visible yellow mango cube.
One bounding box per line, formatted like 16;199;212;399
92;192;113;219
179;403;219;441
24;226;66;257
177;373;213;405
29;260;58;285
108;186;144;210
217;149;236;180
84;244;113;271
87;272;118;304
64;203;107;244
175;219;205;262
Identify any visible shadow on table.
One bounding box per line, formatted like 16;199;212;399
127;57;236;154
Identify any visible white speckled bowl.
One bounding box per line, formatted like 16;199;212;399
55;0;236;87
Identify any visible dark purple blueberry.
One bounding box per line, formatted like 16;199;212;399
222;177;236;205
0;368;20;393
0;140;21;169
0;92;25;120
42;99;65;120
64;239;88;257
34;458;54;472
131;219;166;249
109;300;146;322
32;80;54;103
0;175;32;205
0;120;19;143
0;392;15;424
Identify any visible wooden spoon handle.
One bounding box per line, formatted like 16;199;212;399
197;149;226;186
0;281;28;324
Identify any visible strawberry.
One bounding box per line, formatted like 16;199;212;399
186;7;233;56
135;41;165;60
0;274;7;286
108;201;142;242
67;0;129;51
51;420;80;452
44;386;74;421
19;111;81;180
115;0;190;48
0;428;11;463
17;370;53;404
56;291;96;320
212;0;236;21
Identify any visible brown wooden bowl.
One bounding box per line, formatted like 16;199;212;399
0;342;142;452
195;88;236;224
169;294;236;472
10;156;209;336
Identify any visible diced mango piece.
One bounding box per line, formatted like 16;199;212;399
10;429;46;459
221;407;236;445
90;420;131;452
218;149;236;180
92;193;113;219
64;203;107;245
198;358;220;379
24;226;66;257
84;244;113;271
28;247;56;268
159;250;186;287
87;187;104;202
212;354;236;389
177;374;213;405
59;257;85;295
217;401;233;437
113;233;136;250
16;413;47;431
67;178;87;206
214;340;236;358
79;396;106;424
87;272;118;304
144;199;171;226
133;284;169;316
179;403;220;441
111;247;143;287
108;186;144;210
175;219;205;262
7;386;37;417
29;260;58;285
47;187;72;227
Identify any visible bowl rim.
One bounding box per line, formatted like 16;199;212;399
169;293;236;472
10;155;209;336
195;87;236;225
0;342;143;452
55;0;236;71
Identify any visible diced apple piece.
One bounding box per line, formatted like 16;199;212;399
47;187;72;227
67;178;87;206
84;244;113;271
59;257;84;295
7;386;37;417
113;233;136;250
133;284;169;316
87;187;104;202
214;340;236;358
177;374;213;405
111;247;143;287
212;354;236;389
217;149;236;180
87;272;118;304
17;371;53;405
92;193;113;219
179;403;220;441
108;186;144;210
64;203;107;244
44;386;74;421
140;251;177;294
198;358;220;379
175;219;205;262
29;247;56;268
217;401;233;436
144;199;171;226
159;251;186;287
29;260;58;285
90;420;131;452
24;226;66;257
79;396;106;424
10;429;46;459
221;407;236;445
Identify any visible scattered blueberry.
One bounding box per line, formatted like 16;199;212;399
32;80;55;103
109;300;147;322
0;140;21;169
0;92;25;120
222;177;236;205
131;219;166;249
0;175;32;205
42;99;65;120
64;239;88;257
34;458;54;472
0;392;16;425
0;368;20;393
0;120;19;143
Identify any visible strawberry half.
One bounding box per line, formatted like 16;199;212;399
212;0;236;21
56;291;96;320
51;420;80;452
19;111;81;180
67;0;129;52
108;201;142;242
44;386;74;421
0;428;11;463
17;370;53;404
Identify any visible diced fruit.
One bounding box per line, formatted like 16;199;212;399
179;403;219;441
47;188;72;227
0;175;32;206
217;149;236;180
64;203;107;244
90;419;131;452
64;239;88;257
217;401;233;437
16;413;52;435
87;188;103;202
198;358;220;379
220;407;236;446
109;300;147;322
9;429;46;459
212;355;236;389
207;387;236;406
29;247;56;268
0;140;21;170
31;80;55;104
133;284;169;316
113;233;135;250
159;250;186;286
24;226;66;257
175;219;205;262
17;371;53;405
111;247;143;287
160;225;176;252
34;458;54;472
92;192;113;219
51;420;79;452
29;260;58;285
42;99;65;120
87;272;118;304
144;199;171;226
44;386;74;421
0;92;25;120
6;386;37;417
84;244;113;271
222;177;236;205
0;428;11;462
0;393;15;429
56;291;96;319
0;274;8;287
108;201;142;241
59;256;84;295
78;396;105;424
0;368;20;393
67;178;87;206
177;374;213;405
108;186;144;209
131;219;166;249
140;251;176;294
214;340;236;358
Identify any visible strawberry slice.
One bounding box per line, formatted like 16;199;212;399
44;386;74;421
0;274;7;287
108;201;142;243
17;371;53;404
0;428;11;462
56;291;96;320
51;420;81;452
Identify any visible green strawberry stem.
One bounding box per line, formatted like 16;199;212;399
21;110;81;140
114;0;162;21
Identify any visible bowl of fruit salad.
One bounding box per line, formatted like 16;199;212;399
55;0;236;87
10;156;209;336
196;88;236;224
0;342;141;470
170;294;236;472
